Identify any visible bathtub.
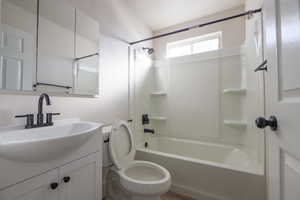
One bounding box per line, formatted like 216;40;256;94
136;136;265;200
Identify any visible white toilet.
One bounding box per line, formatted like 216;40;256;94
103;121;171;200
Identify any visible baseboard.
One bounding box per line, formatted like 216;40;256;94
171;184;230;200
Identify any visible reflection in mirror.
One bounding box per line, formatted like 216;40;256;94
75;54;99;95
0;0;36;91
74;10;100;95
37;1;100;96
37;0;75;93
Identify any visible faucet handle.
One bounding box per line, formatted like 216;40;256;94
46;113;60;125
15;114;34;129
144;128;155;134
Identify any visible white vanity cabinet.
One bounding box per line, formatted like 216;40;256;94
0;169;59;200
59;152;101;200
0;152;101;200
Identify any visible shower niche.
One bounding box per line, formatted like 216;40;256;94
221;48;248;131
148;59;169;124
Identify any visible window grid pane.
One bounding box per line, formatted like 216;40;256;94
167;45;192;58
192;38;219;54
167;32;222;58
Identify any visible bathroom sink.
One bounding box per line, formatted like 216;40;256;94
0;121;101;162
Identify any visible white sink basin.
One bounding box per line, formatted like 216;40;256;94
0;121;101;162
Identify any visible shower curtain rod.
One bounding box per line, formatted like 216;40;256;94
129;8;262;45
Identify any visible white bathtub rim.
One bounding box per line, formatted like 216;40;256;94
142;135;259;153
137;147;263;176
137;137;264;176
144;135;238;149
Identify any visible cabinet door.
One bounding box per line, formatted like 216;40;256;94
59;153;101;200
0;169;59;200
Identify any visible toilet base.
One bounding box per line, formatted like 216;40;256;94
106;170;131;200
106;169;164;200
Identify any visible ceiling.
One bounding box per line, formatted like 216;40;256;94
124;0;245;31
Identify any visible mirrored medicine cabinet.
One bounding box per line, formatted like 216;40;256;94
0;0;100;96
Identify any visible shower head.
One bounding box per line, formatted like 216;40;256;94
142;47;154;55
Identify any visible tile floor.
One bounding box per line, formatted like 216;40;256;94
161;192;195;200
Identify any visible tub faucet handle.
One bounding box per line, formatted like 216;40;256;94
144;128;155;134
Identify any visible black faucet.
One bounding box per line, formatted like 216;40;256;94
144;128;155;134
37;93;51;126
15;93;60;129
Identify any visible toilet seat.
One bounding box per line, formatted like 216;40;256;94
109;121;136;170
109;121;171;196
118;160;171;196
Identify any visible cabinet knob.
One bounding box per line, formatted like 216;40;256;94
63;176;71;183
50;182;59;190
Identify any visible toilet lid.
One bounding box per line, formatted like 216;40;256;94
109;121;136;170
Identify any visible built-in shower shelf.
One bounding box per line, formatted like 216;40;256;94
149;116;167;121
224;120;247;128
150;92;167;96
222;88;246;95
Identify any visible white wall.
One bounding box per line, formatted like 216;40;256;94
246;0;263;10
153;6;245;59
68;0;152;43
167;54;220;141
0;0;152;127
145;49;246;144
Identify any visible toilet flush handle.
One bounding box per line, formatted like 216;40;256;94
63;176;71;183
50;182;59;190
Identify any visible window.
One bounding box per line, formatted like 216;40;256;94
167;32;222;58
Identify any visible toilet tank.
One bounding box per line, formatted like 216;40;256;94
102;126;113;167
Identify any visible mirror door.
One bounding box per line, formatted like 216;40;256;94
0;0;100;96
36;0;75;93
36;0;100;95
73;10;99;95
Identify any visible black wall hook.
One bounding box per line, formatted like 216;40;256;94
254;60;268;72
